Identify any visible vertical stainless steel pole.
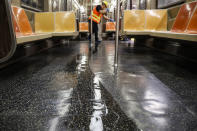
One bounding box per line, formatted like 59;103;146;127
71;0;73;11
115;0;120;67
127;0;130;10
90;0;93;48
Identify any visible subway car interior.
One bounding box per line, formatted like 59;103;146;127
1;0;197;130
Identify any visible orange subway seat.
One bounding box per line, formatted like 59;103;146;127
186;6;197;34
106;22;116;31
79;22;89;32
12;14;21;37
171;2;197;33
12;6;33;35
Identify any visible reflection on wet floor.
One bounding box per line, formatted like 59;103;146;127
62;54;139;130
1;41;197;131
0;43;139;131
90;41;197;131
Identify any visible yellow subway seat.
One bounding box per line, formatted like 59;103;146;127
35;12;55;33
124;10;145;31
145;10;167;31
55;12;76;32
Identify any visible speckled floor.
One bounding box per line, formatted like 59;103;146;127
0;42;139;131
90;41;197;131
0;41;197;131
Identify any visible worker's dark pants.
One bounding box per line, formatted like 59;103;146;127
88;20;99;48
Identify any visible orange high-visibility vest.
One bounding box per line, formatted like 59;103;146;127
89;6;103;24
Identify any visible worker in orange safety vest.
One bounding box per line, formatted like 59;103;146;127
88;1;114;52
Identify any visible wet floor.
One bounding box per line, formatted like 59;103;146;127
63;55;138;131
0;41;197;131
90;41;197;131
0;42;139;131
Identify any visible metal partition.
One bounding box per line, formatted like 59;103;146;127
0;0;16;63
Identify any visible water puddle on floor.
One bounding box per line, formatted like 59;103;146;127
60;54;140;131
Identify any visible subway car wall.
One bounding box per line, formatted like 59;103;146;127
134;0;197;65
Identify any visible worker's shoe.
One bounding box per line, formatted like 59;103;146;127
93;48;98;54
95;41;101;47
96;40;102;43
89;42;91;49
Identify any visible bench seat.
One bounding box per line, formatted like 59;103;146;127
106;30;116;32
151;31;197;42
122;31;197;42
16;32;79;44
52;32;79;37
123;31;151;36
17;33;52;44
79;30;88;33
